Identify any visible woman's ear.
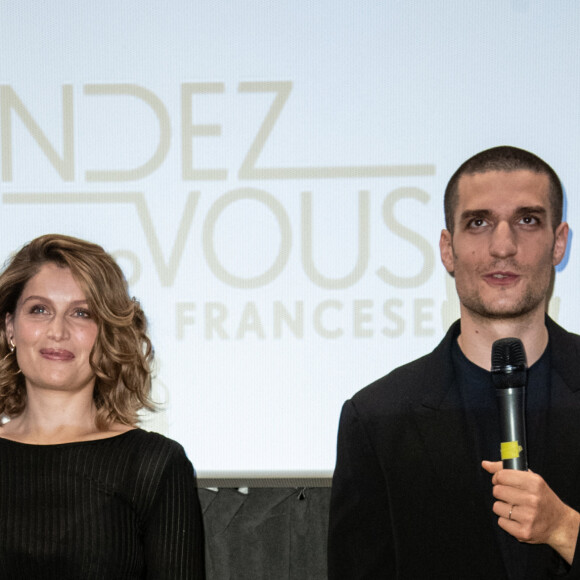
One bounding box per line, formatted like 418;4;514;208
5;313;14;346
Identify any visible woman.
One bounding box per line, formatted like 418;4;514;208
0;234;205;579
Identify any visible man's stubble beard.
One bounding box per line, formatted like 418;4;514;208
453;256;554;322
459;282;549;321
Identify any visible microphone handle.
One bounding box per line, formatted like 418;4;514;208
495;387;528;470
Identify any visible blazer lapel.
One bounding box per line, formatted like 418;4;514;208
538;317;580;485
541;318;580;503
523;317;580;577
412;321;481;495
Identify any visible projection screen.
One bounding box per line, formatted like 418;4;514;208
1;1;579;483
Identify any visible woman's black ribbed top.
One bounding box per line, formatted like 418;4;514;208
0;429;204;579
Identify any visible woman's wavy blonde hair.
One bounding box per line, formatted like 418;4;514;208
0;234;155;428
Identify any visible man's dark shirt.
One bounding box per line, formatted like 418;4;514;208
453;338;552;579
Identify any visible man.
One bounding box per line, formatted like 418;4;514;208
328;146;580;579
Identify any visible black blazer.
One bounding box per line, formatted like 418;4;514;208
328;318;580;579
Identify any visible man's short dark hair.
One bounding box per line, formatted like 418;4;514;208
444;146;563;235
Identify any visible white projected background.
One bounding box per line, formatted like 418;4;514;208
1;2;579;480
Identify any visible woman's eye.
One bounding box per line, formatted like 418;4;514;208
30;305;47;314
73;309;91;319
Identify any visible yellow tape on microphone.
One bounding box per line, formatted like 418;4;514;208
501;441;523;460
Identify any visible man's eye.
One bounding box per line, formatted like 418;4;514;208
469;218;488;228
520;216;538;225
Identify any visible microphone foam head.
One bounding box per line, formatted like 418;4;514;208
491;337;528;388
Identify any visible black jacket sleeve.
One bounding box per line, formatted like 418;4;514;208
328;400;395;579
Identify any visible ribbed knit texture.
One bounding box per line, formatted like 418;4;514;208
0;429;205;579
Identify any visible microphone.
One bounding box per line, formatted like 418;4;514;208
491;338;528;471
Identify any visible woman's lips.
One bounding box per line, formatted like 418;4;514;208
40;348;75;361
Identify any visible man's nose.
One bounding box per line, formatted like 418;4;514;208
489;221;517;258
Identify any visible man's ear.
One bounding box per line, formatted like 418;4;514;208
552;222;569;266
439;229;455;274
